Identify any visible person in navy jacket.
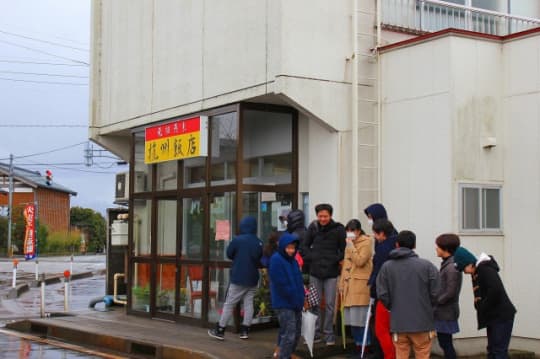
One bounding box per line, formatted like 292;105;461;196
269;233;305;359
208;216;263;341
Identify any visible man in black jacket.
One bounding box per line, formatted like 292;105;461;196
301;203;346;346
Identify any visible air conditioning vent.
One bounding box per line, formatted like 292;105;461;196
115;171;129;204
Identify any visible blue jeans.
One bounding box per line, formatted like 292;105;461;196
486;319;514;359
276;309;302;359
437;332;456;359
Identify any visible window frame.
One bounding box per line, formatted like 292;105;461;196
459;183;503;234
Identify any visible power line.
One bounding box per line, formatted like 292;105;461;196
0;142;87;160
0;76;87;86
0;39;88;65
0;70;88;78
0;124;86;128
0;29;89;52
0;59;87;67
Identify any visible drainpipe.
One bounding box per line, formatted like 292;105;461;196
376;0;382;202
352;0;359;217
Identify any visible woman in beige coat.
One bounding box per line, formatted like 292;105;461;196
339;219;373;352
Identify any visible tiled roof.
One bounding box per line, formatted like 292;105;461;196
0;162;77;196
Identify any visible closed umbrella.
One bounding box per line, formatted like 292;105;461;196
361;298;375;358
340;292;346;349
301;310;318;358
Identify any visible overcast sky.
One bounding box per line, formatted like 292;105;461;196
0;1;123;215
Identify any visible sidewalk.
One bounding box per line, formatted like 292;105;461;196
5;308;353;359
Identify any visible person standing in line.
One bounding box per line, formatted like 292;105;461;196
364;203;393;229
369;219;398;359
434;234;463;359
208;216;263;341
300;203;346;346
453;247;516;359
376;230;440;359
269;233;305;359
364;203;395;359
338;219;373;355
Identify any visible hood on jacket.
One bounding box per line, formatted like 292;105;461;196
477;252;499;271
239;216;257;235
286;210;305;232
388;247;417;260
278;233;299;260
364;203;388;221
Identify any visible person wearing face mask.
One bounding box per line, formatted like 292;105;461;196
338;219;373;356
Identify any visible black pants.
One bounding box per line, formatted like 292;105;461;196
436;332;456;359
486;319;514;359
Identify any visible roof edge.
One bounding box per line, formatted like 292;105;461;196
378;27;540;53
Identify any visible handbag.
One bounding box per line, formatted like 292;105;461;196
304;283;320;309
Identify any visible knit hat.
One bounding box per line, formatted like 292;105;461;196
453;246;477;272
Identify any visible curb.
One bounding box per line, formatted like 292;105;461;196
6;320;217;359
1;270;106;300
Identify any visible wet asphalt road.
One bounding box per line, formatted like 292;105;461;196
0;255;113;358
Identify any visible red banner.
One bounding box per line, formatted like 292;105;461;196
24;204;36;260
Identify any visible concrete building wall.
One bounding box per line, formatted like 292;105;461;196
502;34;540;342
381;32;540;352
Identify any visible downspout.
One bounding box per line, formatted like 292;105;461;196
376;0;382;202
352;0;359;217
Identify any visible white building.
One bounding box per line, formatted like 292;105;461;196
90;0;540;354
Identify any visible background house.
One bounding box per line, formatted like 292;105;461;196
0;163;77;234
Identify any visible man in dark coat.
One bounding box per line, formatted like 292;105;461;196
208;216;263;341
377;230;440;359
301;203;346;346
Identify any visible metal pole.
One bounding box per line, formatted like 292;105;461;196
64;280;69;312
12;259;18;288
40;274;46;318
7;154;13;257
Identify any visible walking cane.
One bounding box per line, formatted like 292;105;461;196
361;298;375;358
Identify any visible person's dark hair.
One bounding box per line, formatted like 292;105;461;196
263;230;279;258
345;219;364;234
397;230;416;249
315;203;333;215
435;233;461;254
372;219;394;237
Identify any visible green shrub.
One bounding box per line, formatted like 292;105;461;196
42;230;82;255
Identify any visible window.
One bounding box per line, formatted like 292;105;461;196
460;184;501;231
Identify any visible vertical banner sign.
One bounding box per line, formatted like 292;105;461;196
23;204;36;260
144;116;208;164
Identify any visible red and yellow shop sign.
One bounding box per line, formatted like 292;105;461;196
144;116;208;164
23;204;36;260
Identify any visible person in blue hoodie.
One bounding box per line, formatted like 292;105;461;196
208;216;263;341
269;233;305;359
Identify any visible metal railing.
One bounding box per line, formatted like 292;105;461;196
382;0;540;36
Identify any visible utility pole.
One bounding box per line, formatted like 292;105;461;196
7;153;13;257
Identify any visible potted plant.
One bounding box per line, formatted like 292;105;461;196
132;285;150;312
179;288;188;314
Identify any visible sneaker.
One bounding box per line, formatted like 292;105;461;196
208;323;225;340
239;325;249;339
325;336;336;346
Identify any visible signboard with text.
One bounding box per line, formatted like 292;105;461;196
23;204;36;260
144;116;208;164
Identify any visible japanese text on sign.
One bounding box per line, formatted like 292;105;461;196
144;116;208;164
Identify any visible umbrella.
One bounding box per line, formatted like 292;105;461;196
361;298;375;358
340;292;346;349
301;310;318;358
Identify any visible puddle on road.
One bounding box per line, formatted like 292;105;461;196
0;331;104;358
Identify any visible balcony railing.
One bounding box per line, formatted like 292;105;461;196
382;0;540;36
